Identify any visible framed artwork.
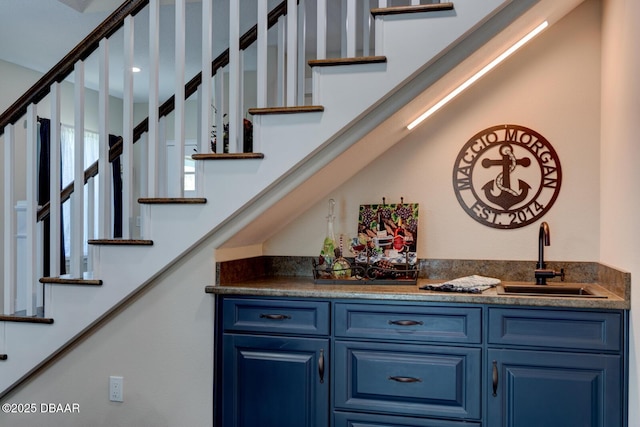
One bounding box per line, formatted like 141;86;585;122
354;201;419;265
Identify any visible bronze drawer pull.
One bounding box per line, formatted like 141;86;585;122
388;376;422;383
492;360;499;396
318;349;325;384
388;319;424;326
259;314;292;320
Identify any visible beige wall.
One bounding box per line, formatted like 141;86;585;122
265;0;602;264
600;0;640;421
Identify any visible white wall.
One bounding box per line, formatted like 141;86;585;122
265;0;602;264
0;239;215;427
600;0;640;421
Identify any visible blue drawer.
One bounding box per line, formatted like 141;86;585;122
335;303;482;344
222;298;330;336
488;307;622;351
334;340;481;420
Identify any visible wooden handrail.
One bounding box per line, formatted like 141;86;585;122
27;0;291;221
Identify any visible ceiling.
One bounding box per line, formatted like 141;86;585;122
0;0;119;74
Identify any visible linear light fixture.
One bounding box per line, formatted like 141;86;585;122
406;21;549;131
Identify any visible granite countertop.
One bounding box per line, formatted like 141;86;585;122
205;277;629;310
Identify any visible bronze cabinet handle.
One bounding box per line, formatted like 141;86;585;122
492;360;499;396
318;349;325;384
259;313;291;320
388;320;424;326
388;376;422;383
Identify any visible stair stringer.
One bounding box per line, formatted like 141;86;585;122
0;0;562;396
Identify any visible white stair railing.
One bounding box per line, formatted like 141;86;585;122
1;0;432;317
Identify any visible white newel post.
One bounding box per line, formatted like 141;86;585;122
276;17;285;106
49;82;61;277
316;0;327;60
346;0;356;57
363;0;371;57
25;105;37;316
98;38;111;239
123;15;134;237
214;71;225;153
229;0;240;152
297;0;306;106
3;124;16;315
158;116;167;197
71;61;86;278
172;0;186;197
148;0;160;197
286;0;298;106
86;177;95;273
257;0;268;108
200;0;213;156
15;201;27;314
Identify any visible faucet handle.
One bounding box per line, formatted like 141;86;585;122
534;268;565;283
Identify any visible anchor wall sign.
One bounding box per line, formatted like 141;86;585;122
452;124;562;229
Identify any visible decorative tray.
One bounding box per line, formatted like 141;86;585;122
313;197;420;285
312;258;418;285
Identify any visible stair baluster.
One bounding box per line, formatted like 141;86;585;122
3;124;16;315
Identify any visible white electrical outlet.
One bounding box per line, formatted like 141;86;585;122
109;376;123;402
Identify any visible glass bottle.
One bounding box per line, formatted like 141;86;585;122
319;199;336;269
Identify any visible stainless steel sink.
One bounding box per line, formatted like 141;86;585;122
496;284;607;298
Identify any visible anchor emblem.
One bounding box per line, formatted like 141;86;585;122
481;144;531;210
453;124;562;229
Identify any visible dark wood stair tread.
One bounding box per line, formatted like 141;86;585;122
138;197;207;204
39;276;103;286
371;2;454;17
247;106;324;115
0;315;54;324
308;56;386;68
87;239;153;246
192;152;265;160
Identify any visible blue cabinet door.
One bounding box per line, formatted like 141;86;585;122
222;334;329;427
487;349;622;427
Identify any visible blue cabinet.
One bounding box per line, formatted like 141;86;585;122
219;298;330;427
333;302;482;426
487;307;626;427
215;296;627;427
487;349;621;427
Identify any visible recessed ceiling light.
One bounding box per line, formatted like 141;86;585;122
132;67;141;73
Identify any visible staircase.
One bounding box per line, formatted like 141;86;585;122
0;0;584;397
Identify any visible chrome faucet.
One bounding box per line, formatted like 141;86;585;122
535;222;564;285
